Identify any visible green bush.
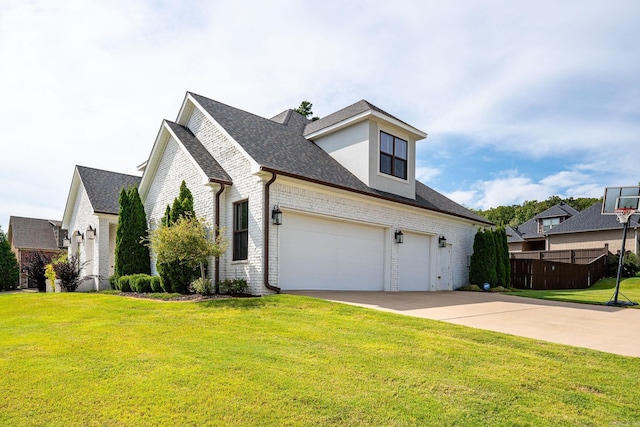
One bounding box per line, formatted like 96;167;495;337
218;278;248;295
109;275;118;290
457;284;483;292
191;277;212;295
150;276;163;293
0;226;20;291
130;274;152;293
117;276;132;292
609;252;640;277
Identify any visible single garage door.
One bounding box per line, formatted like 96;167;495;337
279;213;385;290
398;232;431;291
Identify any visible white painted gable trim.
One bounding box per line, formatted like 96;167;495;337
139;120;211;200
306;110;428;141
61;167;83;229
179;93;262;175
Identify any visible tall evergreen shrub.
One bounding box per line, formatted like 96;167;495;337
0;227;20;290
498;227;511;286
114;186;151;280
469;229;497;286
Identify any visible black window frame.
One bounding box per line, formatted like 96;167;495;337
379;131;408;180
233;199;249;261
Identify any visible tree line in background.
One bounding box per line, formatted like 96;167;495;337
471;195;601;227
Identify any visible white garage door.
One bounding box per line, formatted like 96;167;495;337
398;233;431;291
279;213;385;290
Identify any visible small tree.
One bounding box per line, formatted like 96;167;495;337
53;254;83;292
0;226;20;291
148;216;227;282
156;181;200;293
294;100;319;121
23;250;52;292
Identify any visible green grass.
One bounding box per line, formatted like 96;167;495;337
1;293;639;426
507;276;640;307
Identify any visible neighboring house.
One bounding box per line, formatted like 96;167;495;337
7;216;66;288
507;202;579;252
139;92;492;295
546;203;639;255
61;165;141;291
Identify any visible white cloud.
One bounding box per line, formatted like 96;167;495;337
1;0;639;230
415;166;441;183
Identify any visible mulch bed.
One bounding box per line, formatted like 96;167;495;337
117;292;252;302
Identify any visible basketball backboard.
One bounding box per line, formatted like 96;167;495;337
602;186;640;214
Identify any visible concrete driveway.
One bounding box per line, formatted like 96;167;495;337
288;291;640;358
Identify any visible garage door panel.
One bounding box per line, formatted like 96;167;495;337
399;233;431;291
280;213;384;291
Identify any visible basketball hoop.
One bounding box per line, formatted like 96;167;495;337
614;208;636;224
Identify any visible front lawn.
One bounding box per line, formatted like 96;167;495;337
1;292;639;426
508;276;640;307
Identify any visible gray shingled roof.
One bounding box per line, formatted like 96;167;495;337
164;121;232;185
189;93;489;225
546;203;640;234
536;203;579;219
508;202;579;241
506;225;525;243
303;100;415;136
76;166;141;215
8;216;61;250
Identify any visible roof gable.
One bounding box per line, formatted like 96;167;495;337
8;216;62;250
546;203;639;234
303;99;426;140
77;166;141;214
164;121;232;185
167;92;490;225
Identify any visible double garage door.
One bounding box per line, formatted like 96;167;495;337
279;213;385;290
278;213;435;291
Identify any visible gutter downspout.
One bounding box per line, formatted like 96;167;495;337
214;183;225;294
264;172;281;293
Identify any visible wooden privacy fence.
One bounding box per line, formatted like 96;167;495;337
510;255;608;290
510;246;608;265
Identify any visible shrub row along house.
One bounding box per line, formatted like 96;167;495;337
61;92;491;294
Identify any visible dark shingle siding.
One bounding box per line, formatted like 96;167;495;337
76;166;141;215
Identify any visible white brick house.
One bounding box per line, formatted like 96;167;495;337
61;166;141;291
139;93;491;295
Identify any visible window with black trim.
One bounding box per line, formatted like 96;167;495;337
233;200;249;260
380;131;408;180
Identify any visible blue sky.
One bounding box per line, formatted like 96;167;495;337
1;0;639;231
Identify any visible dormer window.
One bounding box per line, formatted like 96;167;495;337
380;131;407;180
540;217;561;232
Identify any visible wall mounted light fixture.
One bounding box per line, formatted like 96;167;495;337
439;235;447;247
394;229;404;244
272;205;282;225
86;225;96;239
